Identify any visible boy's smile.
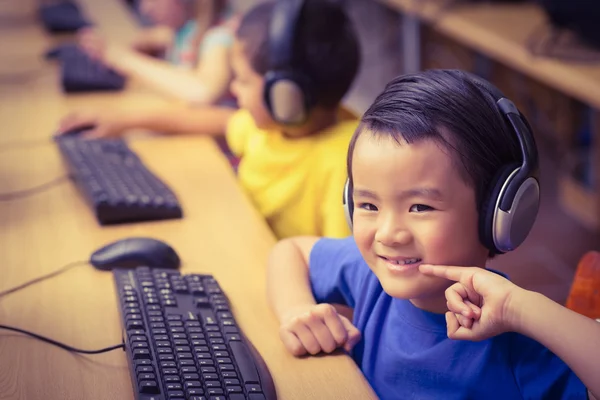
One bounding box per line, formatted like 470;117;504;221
351;131;489;313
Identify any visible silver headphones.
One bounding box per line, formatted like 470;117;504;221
342;71;540;254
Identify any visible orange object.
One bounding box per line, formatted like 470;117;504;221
566;251;600;319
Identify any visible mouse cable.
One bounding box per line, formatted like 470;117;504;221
0;325;124;354
0;174;70;202
0;260;88;298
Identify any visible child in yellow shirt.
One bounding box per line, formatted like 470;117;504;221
60;0;361;239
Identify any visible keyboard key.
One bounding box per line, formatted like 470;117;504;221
226;386;243;393
165;383;182;391
133;349;151;360
136;366;154;374
129;334;147;342
160;361;176;369
184;381;202;389
138;373;156;381
127;320;144;330
164;375;180;383
167;390;185;399
182;373;200;381
230;341;260;384
198;309;217;325
134;359;152;367
186;388;204;397
162;368;178;375
203;373;219;381
138;380;160;394
246;384;262;393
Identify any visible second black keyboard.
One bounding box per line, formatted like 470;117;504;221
114;267;277;400
56;136;183;225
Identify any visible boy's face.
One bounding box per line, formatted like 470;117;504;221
351;132;489;313
230;40;277;130
140;0;188;29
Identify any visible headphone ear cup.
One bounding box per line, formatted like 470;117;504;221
264;71;312;125
342;179;353;229
479;165;519;254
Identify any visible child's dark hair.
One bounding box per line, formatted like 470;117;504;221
347;70;527;255
236;0;360;109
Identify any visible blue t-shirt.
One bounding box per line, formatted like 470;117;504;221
309;237;587;400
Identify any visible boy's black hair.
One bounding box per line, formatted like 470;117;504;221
236;0;360;109
347;70;525;256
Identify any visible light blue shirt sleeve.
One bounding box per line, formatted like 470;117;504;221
199;26;234;56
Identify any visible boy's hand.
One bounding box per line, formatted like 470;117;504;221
58;110;127;139
419;264;526;341
279;303;361;357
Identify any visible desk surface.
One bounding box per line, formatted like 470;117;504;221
382;0;600;110
0;1;376;399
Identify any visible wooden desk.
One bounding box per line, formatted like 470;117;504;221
0;1;377;399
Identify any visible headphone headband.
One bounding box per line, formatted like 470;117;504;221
264;0;313;125
269;0;304;70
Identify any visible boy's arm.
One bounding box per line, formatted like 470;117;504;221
121;104;235;137
267;237;361;356
419;264;600;399
267;237;321;320
513;291;600;399
59;104;235;139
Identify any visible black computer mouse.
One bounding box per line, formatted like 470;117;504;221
90;237;181;271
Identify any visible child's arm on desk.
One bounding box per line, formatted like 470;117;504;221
101;45;231;105
78;29;231;106
420;264;600;399
267;237;361;356
58;104;234;139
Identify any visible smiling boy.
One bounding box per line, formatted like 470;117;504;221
266;70;599;399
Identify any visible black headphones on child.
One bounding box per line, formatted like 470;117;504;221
342;70;541;254
264;0;314;125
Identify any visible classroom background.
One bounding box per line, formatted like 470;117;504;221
1;0;599;399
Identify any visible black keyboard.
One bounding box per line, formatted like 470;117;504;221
39;1;91;33
56;136;183;225
57;45;126;93
113;267;277;400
